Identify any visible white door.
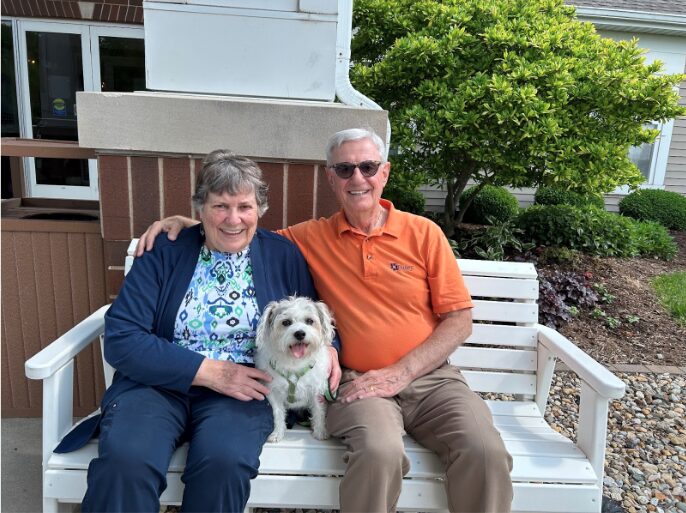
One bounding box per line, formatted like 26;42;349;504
12;19;144;199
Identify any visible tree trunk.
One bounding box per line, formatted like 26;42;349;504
442;180;457;237
452;170;474;225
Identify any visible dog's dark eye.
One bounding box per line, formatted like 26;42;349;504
281;319;292;327
305;318;315;325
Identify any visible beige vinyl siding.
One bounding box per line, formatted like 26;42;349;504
664;78;686;196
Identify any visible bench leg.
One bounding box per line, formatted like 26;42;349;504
43;498;74;513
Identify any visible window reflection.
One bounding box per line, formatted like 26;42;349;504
628;123;658;182
99;36;145;92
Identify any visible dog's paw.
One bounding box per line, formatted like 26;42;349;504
312;428;329;441
268;430;285;443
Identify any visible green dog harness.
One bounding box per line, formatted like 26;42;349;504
269;360;315;404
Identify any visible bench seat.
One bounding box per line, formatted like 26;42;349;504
26;251;625;513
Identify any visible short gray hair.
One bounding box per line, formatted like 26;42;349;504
325;128;387;165
192;150;269;216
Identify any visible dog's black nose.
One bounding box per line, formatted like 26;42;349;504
294;330;306;341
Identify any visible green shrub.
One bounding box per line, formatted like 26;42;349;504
518;205;636;257
383;184;425;215
456;218;534;261
619;189;686;230
629;220;677;261
459;185;520;225
537;246;582;266
534;187;605;210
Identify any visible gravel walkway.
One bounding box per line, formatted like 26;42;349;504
254;371;686;513
546;372;686;513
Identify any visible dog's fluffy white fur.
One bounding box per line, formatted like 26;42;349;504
255;296;335;442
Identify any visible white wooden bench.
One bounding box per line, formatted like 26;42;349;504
26;240;626;513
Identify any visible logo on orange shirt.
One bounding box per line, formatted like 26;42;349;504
390;262;414;272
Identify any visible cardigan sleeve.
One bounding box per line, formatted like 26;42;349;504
104;237;205;393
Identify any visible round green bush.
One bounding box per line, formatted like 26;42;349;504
629;219;677;261
382;184;426;215
518;204;636;257
534;187;605;209
459;185;520;224
619;189;686;231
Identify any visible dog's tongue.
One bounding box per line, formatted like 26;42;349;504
290;342;308;359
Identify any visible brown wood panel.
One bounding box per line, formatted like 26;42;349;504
67;233;93;410
11;232;38;410
286;164;315;226
315;164;340;219
29;231;58;409
99;155;131;241
0;138;96;159
1;313;13;410
131;157;161;237
1;231;23;411
258;162;285;230
2;221;107;417
162;157;193;218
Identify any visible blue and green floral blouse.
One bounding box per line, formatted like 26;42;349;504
173;245;260;363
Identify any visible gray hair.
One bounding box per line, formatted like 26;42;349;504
192;150;269;216
325;128;387;165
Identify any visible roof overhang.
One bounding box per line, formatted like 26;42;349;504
575;6;686;36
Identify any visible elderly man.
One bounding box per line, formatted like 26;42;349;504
138;128;513;513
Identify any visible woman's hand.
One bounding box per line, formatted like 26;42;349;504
193;358;272;401
135;215;198;256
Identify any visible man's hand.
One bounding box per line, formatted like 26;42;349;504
328;346;342;394
192;358;272;401
135;215;198;256
338;365;412;403
338;309;472;403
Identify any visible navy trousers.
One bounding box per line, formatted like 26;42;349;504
81;386;274;513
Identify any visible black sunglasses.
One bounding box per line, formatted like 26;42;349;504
329;160;382;179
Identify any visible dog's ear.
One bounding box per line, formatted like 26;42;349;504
315;301;336;346
256;301;278;349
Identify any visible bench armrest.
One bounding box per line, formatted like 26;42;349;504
25;304;110;380
536;323;625;485
536;324;625;399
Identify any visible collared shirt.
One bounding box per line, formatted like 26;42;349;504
279;200;473;372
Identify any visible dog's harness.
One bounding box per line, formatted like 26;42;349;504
269;360;315;404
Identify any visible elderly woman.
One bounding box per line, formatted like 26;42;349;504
67;150;329;512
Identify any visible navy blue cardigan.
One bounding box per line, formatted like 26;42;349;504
56;224;322;453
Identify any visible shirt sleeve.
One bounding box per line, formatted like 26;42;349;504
426;223;474;314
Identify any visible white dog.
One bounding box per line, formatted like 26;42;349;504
255;296;335;442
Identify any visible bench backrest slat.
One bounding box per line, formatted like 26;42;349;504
464;276;539;300
466;325;538;347
471;300;538;324
450;347;536;372
462;370;537;395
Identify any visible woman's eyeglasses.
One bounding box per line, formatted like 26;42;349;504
329;160;382;179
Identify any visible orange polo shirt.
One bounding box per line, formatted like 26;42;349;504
279;200;473;372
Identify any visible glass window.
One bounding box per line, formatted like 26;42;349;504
628;123;659;183
99;36;145;92
26;31;89;187
9;21;145;199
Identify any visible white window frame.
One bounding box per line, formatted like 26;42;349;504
4;17;144;200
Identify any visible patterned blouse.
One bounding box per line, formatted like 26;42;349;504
173;245;260;363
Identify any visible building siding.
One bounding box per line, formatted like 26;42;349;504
664;78;686;195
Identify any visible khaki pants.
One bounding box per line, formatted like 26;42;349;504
326;364;513;513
